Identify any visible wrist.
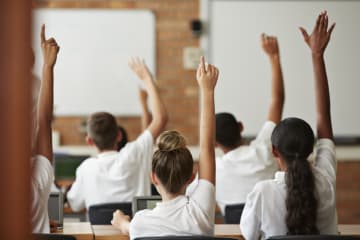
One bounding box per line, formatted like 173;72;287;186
269;54;280;62
43;64;55;70
312;52;324;59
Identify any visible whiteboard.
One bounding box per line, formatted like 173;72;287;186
32;9;155;116
208;1;360;136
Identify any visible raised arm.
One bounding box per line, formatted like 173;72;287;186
35;24;59;161
300;11;335;139
138;88;152;131
261;34;285;124
196;56;219;184
129;58;168;139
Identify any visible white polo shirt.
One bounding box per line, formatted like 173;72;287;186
31;155;54;233
129;179;216;240
216;121;278;213
240;139;338;240
67;130;153;211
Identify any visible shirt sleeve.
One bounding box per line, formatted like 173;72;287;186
240;185;262;240
32;155;54;196
249;121;276;165
123;130;154;166
67;167;86;212
190;179;216;222
314;138;336;185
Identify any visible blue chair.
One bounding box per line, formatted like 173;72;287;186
267;235;360;240
135;237;239;240
224;203;245;224
89;202;132;225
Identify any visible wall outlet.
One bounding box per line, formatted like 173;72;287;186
183;47;203;70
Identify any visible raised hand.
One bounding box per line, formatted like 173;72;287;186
261;34;279;57
196;56;219;92
299;11;335;56
41;24;60;68
128;57;153;81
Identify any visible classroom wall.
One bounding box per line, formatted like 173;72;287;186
34;0;200;145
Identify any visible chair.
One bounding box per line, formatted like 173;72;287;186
88;202;132;225
135;237;239;240
224;203;245;224
267;235;360;240
33;234;76;240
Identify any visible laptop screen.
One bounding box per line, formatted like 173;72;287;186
132;196;162;214
48;192;64;228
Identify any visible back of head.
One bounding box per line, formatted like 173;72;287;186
215;112;241;149
152;130;193;194
87;112;118;151
271;117;318;235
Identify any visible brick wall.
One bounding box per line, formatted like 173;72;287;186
337;161;360;224
35;0;200;144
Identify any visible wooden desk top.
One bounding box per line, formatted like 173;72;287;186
339;224;360;236
57;222;93;240
92;224;243;240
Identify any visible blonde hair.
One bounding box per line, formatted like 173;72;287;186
152;130;193;194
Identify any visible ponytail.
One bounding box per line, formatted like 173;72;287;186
285;155;319;235
271;118;318;235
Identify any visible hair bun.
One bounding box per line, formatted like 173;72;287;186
157;130;187;151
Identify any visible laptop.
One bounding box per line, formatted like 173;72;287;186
132;196;162;214
48;192;64;230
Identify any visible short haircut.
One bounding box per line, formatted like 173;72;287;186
87;112;118;151
215;112;241;148
152;130;193;194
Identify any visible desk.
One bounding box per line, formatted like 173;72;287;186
339;224;360;236
92;224;243;240
59;222;93;240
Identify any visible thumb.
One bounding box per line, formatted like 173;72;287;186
299;27;309;42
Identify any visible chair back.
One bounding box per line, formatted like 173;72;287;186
33;234;76;240
267;235;360;240
135;236;239;240
88;202;132;225
224;203;245;224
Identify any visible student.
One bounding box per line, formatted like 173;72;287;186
111;56;219;239
32;24;60;233
67;57;168;211
215;34;285;213
240;11;337;239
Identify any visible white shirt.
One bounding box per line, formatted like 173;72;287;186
31;155;54;233
129;180;216;240
216;121;278;213
67;130;153;211
240;139;338;240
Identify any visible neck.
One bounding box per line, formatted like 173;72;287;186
220;141;243;154
97;148;117;154
158;186;186;202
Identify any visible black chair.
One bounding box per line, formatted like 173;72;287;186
267;235;360;240
33;234;76;240
88;202;132;225
135;237;239;240
224;203;245;224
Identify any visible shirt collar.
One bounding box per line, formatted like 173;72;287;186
97;150;118;158
274;171;286;184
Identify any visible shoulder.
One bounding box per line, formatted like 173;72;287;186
75;157;97;175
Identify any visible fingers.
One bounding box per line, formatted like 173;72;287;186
200;56;206;74
324;13;329;32
41;24;46;44
328;22;336;37
315;13;321;32
299;27;309;42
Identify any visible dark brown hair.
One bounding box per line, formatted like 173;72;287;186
271;117;319;235
87;112;118;151
152;130;193;194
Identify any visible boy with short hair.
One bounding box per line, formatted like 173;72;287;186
67;57;168;211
